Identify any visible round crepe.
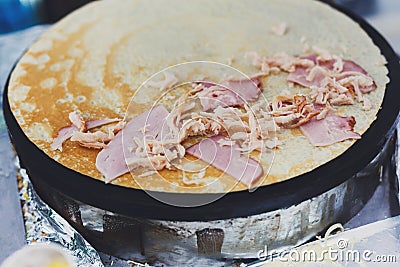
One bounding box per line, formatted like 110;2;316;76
7;0;388;193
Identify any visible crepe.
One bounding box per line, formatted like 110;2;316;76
7;0;388;193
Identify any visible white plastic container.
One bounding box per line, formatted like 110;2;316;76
1;243;75;267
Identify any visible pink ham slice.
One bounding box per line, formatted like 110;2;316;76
186;135;264;188
199;86;243;112
96;106;169;183
224;77;261;100
86;118;120;129
51;118;121;151
287;55;376;93
51;125;78;151
299;112;361;147
198;77;261;111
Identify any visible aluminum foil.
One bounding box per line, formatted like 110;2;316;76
16;157;104;267
16;156;153;267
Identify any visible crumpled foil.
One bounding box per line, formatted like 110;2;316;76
16;157;104;267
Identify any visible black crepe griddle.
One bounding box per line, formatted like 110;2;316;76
3;0;400;221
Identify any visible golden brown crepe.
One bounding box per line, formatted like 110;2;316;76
7;0;388;193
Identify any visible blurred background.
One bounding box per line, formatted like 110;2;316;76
0;0;92;33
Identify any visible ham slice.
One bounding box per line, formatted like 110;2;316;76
198;86;243;111
86;118;121;129
186;135;264;188
51;125;78;151
51;117;121;151
224;78;261;100
299;112;361;147
287;55;376;93
96;105;169;183
198;77;261;111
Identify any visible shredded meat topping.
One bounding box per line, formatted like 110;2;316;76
246;50;376;111
270;94;319;128
54;47;375;183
